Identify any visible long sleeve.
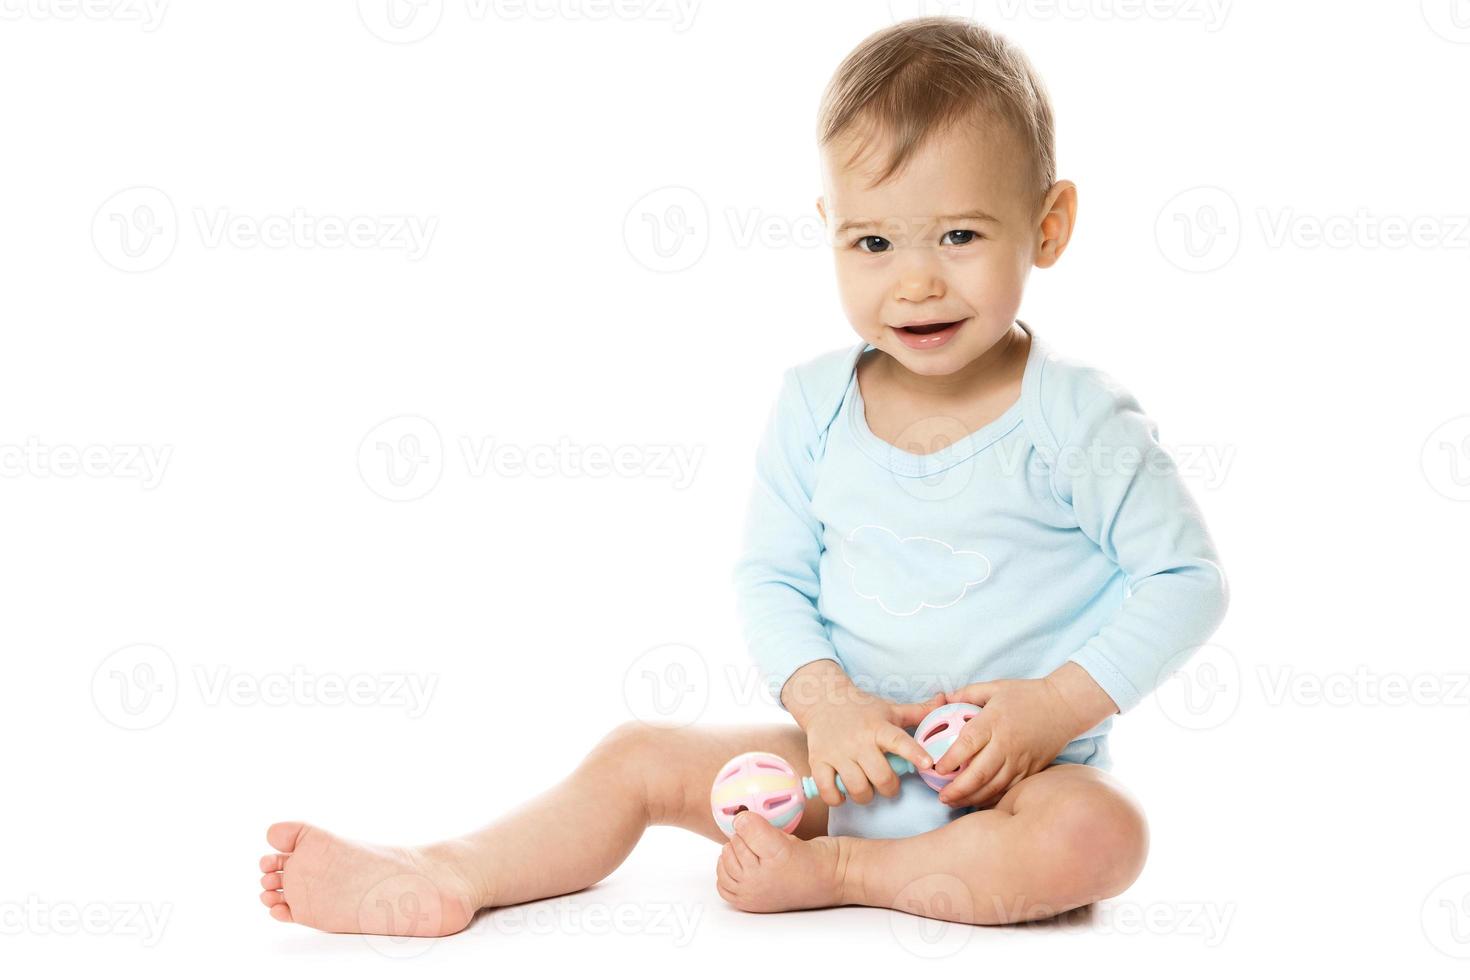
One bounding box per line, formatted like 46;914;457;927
1047;383;1230;714
731;367;842;712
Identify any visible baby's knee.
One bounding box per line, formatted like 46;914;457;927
1041;780;1150;903
587;721;688;824
588;720;676;778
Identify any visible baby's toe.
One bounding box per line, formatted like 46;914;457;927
261;872;282;890
269;903;293;923
260;853;288;873
266;821;306;853
260;889;286;908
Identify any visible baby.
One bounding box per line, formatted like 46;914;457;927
257;16;1227;933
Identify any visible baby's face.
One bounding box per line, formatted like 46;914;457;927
817;115;1070;379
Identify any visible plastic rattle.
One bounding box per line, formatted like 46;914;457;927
708;701;982;838
912;700;980;791
708;750;919;837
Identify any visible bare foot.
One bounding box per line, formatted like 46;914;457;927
258;821;486;936
714;811;849;913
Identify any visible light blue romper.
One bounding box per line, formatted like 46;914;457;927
732;322;1228;840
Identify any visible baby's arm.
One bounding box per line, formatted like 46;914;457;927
730;366;840;712
731;366;937;804
934;370;1231;808
1047;376;1231;714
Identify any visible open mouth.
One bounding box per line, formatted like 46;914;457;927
892;317;967;349
898;320;962;335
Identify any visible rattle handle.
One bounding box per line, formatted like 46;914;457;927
800;753;916;800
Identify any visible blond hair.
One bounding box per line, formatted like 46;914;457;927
817;16;1056;205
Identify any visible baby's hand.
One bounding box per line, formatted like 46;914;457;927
798;684;944;807
930;678;1079;809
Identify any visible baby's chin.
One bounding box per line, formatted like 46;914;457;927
868;322;1006;377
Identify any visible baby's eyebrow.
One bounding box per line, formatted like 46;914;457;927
834;209;1002;237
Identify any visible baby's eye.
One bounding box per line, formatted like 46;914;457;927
942;229;980;246
854;235;892;254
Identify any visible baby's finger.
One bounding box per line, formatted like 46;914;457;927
934;716;990;775
969;763;1018;809
858;745;902;798
878;725;933;772
730;829;759;868
812;761;844;808
941;740;1006;806
835;757;873;805
935;736;994;801
945;682;998;707
719;843;743;880
888;692;947;729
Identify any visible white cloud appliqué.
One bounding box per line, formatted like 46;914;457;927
840;524;991;617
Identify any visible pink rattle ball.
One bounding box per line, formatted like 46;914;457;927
709;751;806;838
915;701;982;792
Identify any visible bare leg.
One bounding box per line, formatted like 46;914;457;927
717;763;1149;925
445;720;834;906
258;720;830;935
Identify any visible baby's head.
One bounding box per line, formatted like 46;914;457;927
815;16;1076;378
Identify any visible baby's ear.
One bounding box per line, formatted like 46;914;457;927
814;195;826;222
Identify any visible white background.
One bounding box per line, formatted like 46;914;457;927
3;0;1468;973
